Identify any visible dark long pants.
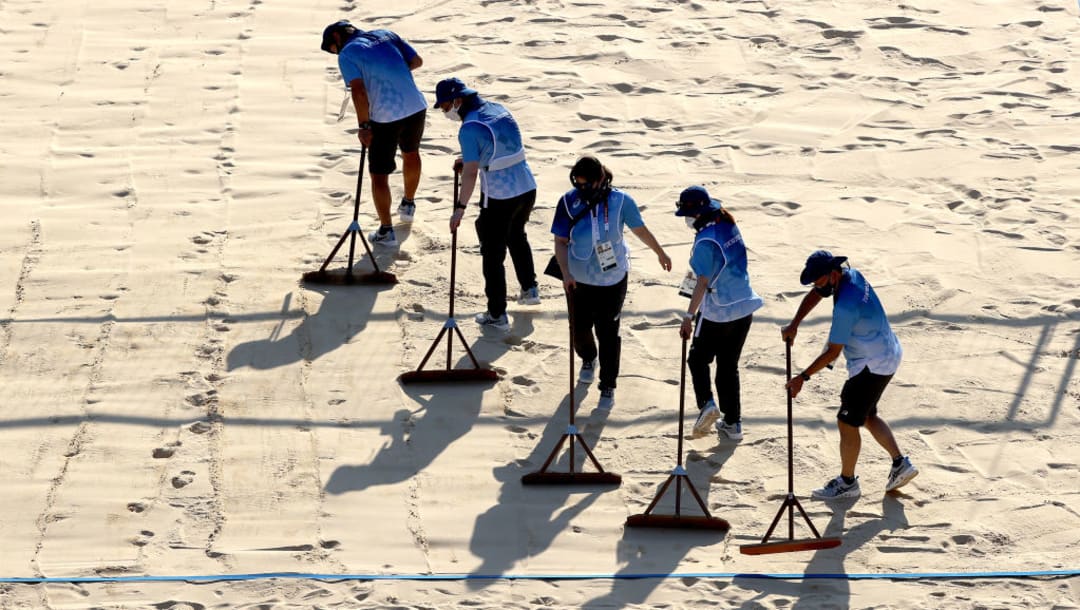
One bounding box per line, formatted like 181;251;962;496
567;274;628;391
475;189;538;318
688;314;753;424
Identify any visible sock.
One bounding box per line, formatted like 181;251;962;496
378;224;392;234
401;197;414;205
841;475;856;485
892;455;906;468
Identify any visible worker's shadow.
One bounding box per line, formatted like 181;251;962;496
466;384;615;588
323;375;496;494
226;283;390;371
733;494;911;608
580;446;733;608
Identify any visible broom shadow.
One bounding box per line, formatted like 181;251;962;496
733;495;910;608
225;283;390;371
323;376;495;494
580;444;733;608
466;384;612;589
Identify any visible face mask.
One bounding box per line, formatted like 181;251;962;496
685;217;698;230
814;275;836;298
443;104;461;122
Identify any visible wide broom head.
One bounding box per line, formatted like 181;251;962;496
399;368;499;384
625;513;730;530
740;536;842;555
521;472;622;486
302;269;397;285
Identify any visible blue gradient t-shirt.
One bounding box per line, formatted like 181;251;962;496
338;30;427;124
828;268;902;377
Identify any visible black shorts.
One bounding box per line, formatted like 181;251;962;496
369;109;426;175
837;367;893;427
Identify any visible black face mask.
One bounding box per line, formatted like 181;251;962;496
814;283;834;298
570;173;610;204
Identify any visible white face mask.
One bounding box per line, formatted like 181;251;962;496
685;217;698;230
443;103;461;122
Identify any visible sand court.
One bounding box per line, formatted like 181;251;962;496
2;0;1079;607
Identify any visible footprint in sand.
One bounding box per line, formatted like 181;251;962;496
152;444;178;459
171;471;196;489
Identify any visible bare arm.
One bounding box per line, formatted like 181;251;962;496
781;289;824;343
786;342;844;398
408;54;423;71
679;275;711;339
348;78;370;124
629;225;672;271
449;161;481;232
348;78;372;146
555;236;575;292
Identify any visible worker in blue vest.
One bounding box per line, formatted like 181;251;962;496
676;186;763;441
437;77;541;332
552;156;672;410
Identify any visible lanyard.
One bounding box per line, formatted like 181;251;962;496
589;199;610;245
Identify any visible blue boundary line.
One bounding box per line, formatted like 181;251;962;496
1;569;1076;584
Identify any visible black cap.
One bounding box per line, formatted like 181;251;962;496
799;250;848;285
321;20;353;53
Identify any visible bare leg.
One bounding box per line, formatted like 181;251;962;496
865;413;902;460
838;420;861;479
370;173;392;226
401;151;421;200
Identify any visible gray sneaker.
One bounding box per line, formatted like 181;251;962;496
368;227;398;247
886;456;918;492
597;387;615;410
397;199;416;223
716;419;743;441
692;401;720;438
519;285;541;305
474;311;510;332
812;476;861;500
578;359;596;385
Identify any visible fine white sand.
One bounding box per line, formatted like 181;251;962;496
1;0;1078;607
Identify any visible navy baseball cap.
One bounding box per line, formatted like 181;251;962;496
433;77;477;107
321;20;353;53
800;250;848;285
674;185;723;217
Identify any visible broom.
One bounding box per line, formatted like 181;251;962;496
521;293;621;485
302;146;397;285
399;169;498;384
625;336;730;530
740;338;842;554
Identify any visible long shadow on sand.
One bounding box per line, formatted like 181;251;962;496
226;283;391;371
465;384;618;587
322;373;497;494
580;445;734;608
734;495;911;608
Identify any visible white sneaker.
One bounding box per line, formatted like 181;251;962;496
691;401;720;438
716;420;743;441
578;359;596;385
397;199;416;223
886;456;919;492
519;285;541;305
474;311;510;332
812;476;861;500
368;227;398;247
597;387;615;410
